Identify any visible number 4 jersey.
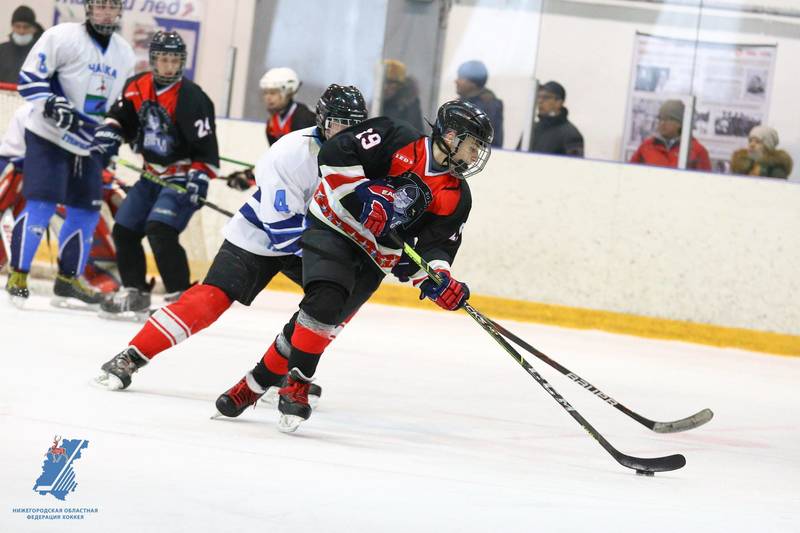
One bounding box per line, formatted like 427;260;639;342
310;116;472;275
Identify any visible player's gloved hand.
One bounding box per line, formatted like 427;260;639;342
91;123;123;166
185;169;210;206
354;181;395;238
43;95;82;133
225;169;254;191
391;252;418;283
418;269;470;311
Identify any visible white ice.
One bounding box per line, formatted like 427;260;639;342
1;285;799;533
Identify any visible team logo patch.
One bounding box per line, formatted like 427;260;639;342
139;101;175;157
33;436;90;501
389;171;432;229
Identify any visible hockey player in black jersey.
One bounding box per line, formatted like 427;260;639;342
215;100;494;432
91;31;220;320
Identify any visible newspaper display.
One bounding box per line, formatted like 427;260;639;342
622;33;777;173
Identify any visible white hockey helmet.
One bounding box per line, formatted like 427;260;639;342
259;67;301;97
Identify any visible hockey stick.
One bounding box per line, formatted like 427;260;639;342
220;155;253;168
397;239;686;474
486;320;713;433
115;158;235;218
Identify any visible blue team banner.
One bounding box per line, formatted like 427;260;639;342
52;0;204;81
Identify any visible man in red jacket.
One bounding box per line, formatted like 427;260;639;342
630;99;711;171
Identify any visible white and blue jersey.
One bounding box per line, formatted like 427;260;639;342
17;22;134;156
223;126;324;257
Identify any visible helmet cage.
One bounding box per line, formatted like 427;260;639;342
444;131;491;180
149;31;187;85
85;0;123;36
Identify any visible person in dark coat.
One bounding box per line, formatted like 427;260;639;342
0;6;43;84
380;59;423;131
529;81;584;157
455;60;503;147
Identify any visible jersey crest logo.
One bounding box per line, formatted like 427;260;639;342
139;102;175;157
389;171;432;229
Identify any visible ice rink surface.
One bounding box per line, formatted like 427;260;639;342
1;286;799;532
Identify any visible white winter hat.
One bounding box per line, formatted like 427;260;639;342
749;125;779;151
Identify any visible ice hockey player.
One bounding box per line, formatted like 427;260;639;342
5;0;134;309
92;30;219;320
217;100;494;432
225;67;316;191
96;85;369;401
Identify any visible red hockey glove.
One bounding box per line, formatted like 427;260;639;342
418;270;470;311
354;181;395;238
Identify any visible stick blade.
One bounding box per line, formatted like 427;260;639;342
617;452;687;473
652;408;714;433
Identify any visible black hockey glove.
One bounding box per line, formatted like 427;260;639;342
225;169;254;191
91;123;123;167
43;95;82;133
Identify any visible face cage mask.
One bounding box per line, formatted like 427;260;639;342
447;132;491;179
86;1;122;36
323;116;362;139
150;51;186;85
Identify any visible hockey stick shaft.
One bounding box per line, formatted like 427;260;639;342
115;158;235;218
487;320;713;433
397;240;685;473
220;155;253;167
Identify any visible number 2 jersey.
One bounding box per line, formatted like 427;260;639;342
18;22;135;156
223;126;323;256
310;116;471;276
105;71;219;178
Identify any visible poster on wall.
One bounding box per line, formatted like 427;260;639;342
52;0;203;80
622;33;777;172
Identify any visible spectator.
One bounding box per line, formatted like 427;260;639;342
455;60;503;147
380;59;423;131
629;99;711;171
731;125;793;179
0;6;43;83
529;81;583;156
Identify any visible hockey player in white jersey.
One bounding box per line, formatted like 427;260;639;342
96;85;369;408
5;0;134;308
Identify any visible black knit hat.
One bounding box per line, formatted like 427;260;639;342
539;81;566;101
12;6;36;25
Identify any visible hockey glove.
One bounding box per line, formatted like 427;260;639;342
418;270;470;311
354;181;395;238
225;169;254;191
185;169;210;206
43;95;82;133
91;123;123;167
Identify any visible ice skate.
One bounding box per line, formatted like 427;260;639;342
98;287;151;322
96;347;149;390
262;377;322;409
213;372;265;419
5;268;29;309
51;274;104;310
277;369;314;433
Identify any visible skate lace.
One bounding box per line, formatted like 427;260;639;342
228;379;260;409
111;353;138;375
280;378;310;404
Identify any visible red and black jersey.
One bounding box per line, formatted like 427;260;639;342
266;101;316;145
106;72;219;177
309;116;471;273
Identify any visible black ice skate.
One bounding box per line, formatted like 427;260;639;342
262;376;322;409
51;274;103;310
5;268;29;309
96;347;149;390
277;369;314;433
99;287;151;322
213;372;265;419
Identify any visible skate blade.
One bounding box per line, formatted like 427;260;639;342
51;296;101;312
260;388;320;409
98;309;149;323
277;414;305;433
210;411;225;420
92;372;125;391
8;294;27;309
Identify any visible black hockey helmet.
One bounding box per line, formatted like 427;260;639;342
85;0;123;36
431;100;493;179
315;84;368;139
149;31;187;85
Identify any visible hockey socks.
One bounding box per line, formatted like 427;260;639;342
10;199;56;272
57;206;100;277
128;283;232;358
285;310;337;378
